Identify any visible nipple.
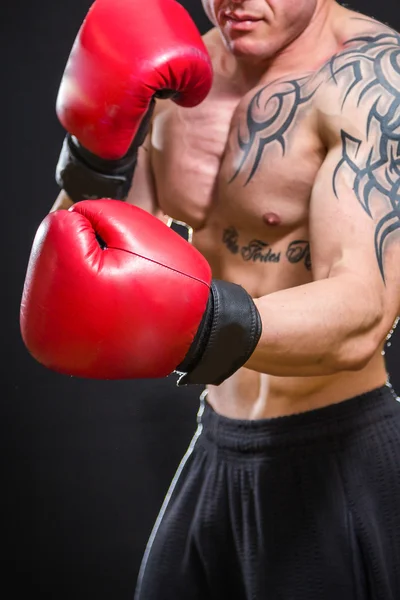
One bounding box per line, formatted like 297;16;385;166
263;212;281;227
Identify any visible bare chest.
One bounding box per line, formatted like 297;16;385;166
151;74;325;236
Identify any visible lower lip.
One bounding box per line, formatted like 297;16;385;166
225;19;261;32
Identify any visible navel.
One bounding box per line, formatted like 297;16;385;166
263;212;281;227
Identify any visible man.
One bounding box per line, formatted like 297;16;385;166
21;0;400;597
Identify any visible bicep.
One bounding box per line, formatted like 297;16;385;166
310;145;378;280
126;98;173;219
310;143;400;325
310;33;400;318
125;133;162;218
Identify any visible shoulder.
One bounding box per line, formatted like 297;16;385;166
313;17;400;129
329;18;400;64
317;15;400;86
330;4;399;44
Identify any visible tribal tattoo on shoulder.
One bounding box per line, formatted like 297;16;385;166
328;28;400;281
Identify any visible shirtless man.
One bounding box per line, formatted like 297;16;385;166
21;0;400;597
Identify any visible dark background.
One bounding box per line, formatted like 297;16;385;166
3;1;399;598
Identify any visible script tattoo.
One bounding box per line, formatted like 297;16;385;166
242;239;281;263
328;29;400;281
230;77;321;184
222;227;311;269
222;227;281;263
222;226;240;254
286;241;312;271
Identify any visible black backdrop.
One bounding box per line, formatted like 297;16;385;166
3;1;399;598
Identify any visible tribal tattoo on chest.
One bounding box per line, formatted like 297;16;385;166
230;75;320;185
230;24;400;281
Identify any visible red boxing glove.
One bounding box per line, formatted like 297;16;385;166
20;202;261;384
57;0;213;160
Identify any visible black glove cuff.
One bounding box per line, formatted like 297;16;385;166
176;280;262;386
55;134;138;203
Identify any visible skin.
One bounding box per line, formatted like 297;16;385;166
53;0;400;419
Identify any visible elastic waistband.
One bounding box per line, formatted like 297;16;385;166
197;385;400;455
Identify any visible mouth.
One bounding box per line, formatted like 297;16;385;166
220;11;263;31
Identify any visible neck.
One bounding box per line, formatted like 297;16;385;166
232;0;341;89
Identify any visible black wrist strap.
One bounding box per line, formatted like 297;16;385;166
55;134;138;202
176;280;262;386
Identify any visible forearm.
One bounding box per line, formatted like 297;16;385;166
247;275;384;377
50;190;74;213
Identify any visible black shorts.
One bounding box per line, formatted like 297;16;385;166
135;384;400;600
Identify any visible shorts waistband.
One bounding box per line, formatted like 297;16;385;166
196;385;400;455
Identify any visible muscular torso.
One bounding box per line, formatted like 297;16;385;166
150;10;392;419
